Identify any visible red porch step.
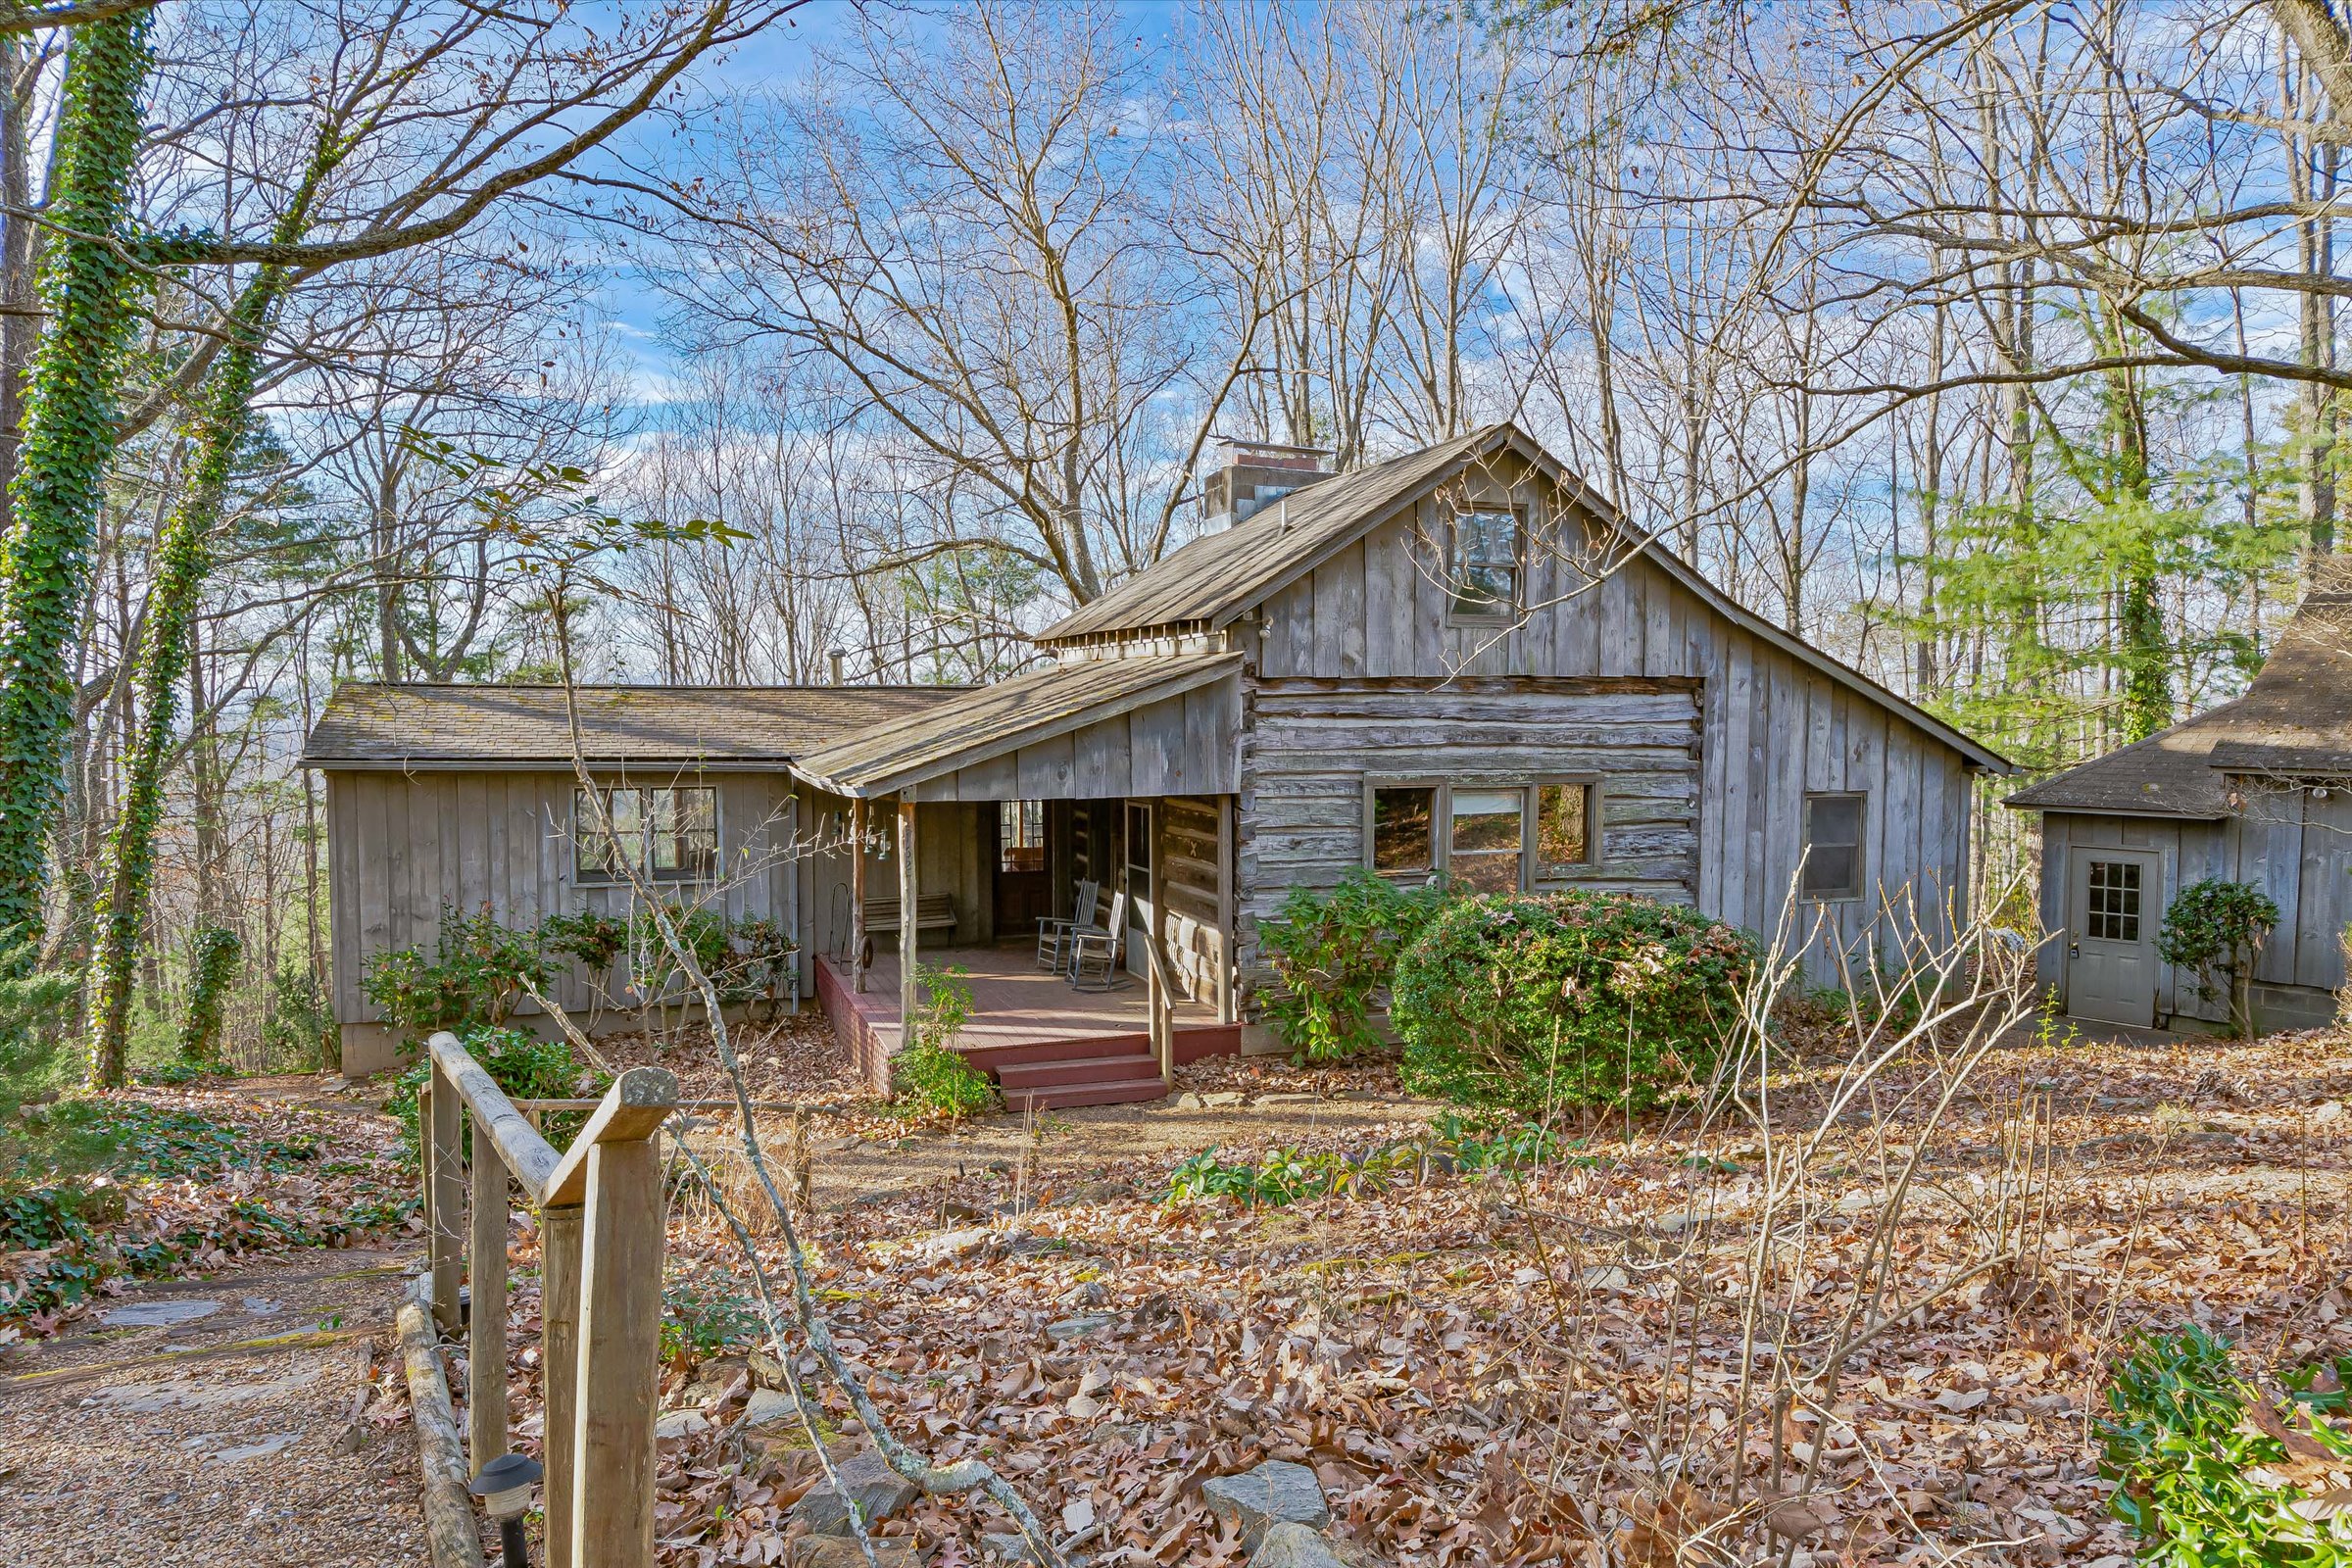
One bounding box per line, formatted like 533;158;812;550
990;1045;1171;1111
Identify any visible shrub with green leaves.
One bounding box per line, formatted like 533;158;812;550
388;1026;605;1158
2100;1325;2352;1564
1259;868;1448;1062
2156;879;2280;1038
361;904;550;1039
1164;1116;1572;1208
890;965;998;1121
1391;890;1756;1113
539;909;626;973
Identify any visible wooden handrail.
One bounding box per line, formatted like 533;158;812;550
418;1030;678;1568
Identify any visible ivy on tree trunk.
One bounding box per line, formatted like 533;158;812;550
83;128;337;1087
0;12;150;959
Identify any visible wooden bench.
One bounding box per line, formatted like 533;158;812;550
861;892;957;934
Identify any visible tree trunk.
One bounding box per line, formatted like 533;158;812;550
0;14;153;960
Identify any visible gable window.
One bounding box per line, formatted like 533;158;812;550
1447;508;1520;618
1000;800;1046;872
1370;785;1438;879
1800;792;1866;902
575;785;718;883
1536;781;1596;870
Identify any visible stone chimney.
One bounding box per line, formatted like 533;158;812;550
1198;439;1333;531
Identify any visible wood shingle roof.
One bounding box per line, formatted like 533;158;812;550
301;683;965;770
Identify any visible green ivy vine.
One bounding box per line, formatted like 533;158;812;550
0;13;152;958
83;121;345;1087
175;925;242;1064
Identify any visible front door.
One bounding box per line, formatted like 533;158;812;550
1125;800;1153;978
2067;851;2160;1026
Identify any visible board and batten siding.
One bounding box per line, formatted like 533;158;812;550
327;767;798;1075
1239;453;1977;972
901;674;1240;803
2040;790;2352;1029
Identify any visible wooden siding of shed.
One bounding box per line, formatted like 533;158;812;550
328;768;799;1075
1243;466;1975;970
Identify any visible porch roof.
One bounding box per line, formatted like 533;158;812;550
792;651;1242;799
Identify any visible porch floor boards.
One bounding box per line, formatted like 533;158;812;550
813;946;1238;1109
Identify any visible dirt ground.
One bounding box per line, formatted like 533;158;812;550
0;1246;427;1568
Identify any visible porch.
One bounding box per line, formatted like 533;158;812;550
814;946;1241;1109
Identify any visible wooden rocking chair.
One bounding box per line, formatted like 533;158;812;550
1035;878;1100;972
1065;891;1129;992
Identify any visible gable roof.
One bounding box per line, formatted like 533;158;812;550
2002;701;2241;818
2009;560;2352;815
1045;421;2010;772
793;652;1241;798
302;682;965;770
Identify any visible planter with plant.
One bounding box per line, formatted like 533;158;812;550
2154;878;2279;1038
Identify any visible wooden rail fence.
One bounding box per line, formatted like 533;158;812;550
420;1030;679;1568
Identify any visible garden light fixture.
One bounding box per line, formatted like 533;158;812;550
469;1450;544;1568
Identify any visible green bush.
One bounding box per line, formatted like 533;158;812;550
1391;890;1756;1113
1164;1115;1573;1208
361;905;549;1038
2100;1325;2352;1564
890;965;998;1120
628;905;799;1007
388;1026;605;1158
539;909;626;972
1259;869;1448;1062
2155;879;2279;1038
261;963;334;1071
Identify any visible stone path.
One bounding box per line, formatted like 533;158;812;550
0;1247;428;1568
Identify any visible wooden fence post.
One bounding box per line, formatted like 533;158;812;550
467;1126;509;1474
427;1065;464;1335
572;1136;665;1568
539;1203;583;1568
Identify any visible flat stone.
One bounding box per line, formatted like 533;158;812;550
983;1530;1042;1564
103;1298;223;1328
206;1432;303;1464
914;1226;996;1261
789;1537;920;1568
654;1408;710;1440
1248;1522;1369;1567
1203;1461;1331;1549
791;1450;921;1537
744;1387;797;1429
1044;1313;1114;1343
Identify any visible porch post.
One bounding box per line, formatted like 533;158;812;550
1216;792;1237;1026
898;796;918;1045
850;797;868;995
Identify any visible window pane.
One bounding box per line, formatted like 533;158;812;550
1001;801;1045;872
1371;786;1436;876
1801;846;1856;900
1537;783;1588;866
1450;788;1523;892
649;787;716;880
574;787;637;880
1448;510;1518;615
1806;794;1862;850
2087;860;2142;942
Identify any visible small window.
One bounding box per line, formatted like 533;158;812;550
1800;792;1866;901
1448;787;1525;894
2085;859;2143;942
1000;800;1045;873
1370;785;1437;879
1536;782;1594;869
575;785;718;883
1447;509;1520;618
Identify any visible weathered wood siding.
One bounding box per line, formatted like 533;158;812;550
1239;452;1979;973
1157;795;1227;1004
327;767;798;1075
1237;679;1701;960
905;674;1240;802
795;790;991;969
2036;799;2350;1029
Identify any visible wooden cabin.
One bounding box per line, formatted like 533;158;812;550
2008;563;2352;1033
306;423;2009;1095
